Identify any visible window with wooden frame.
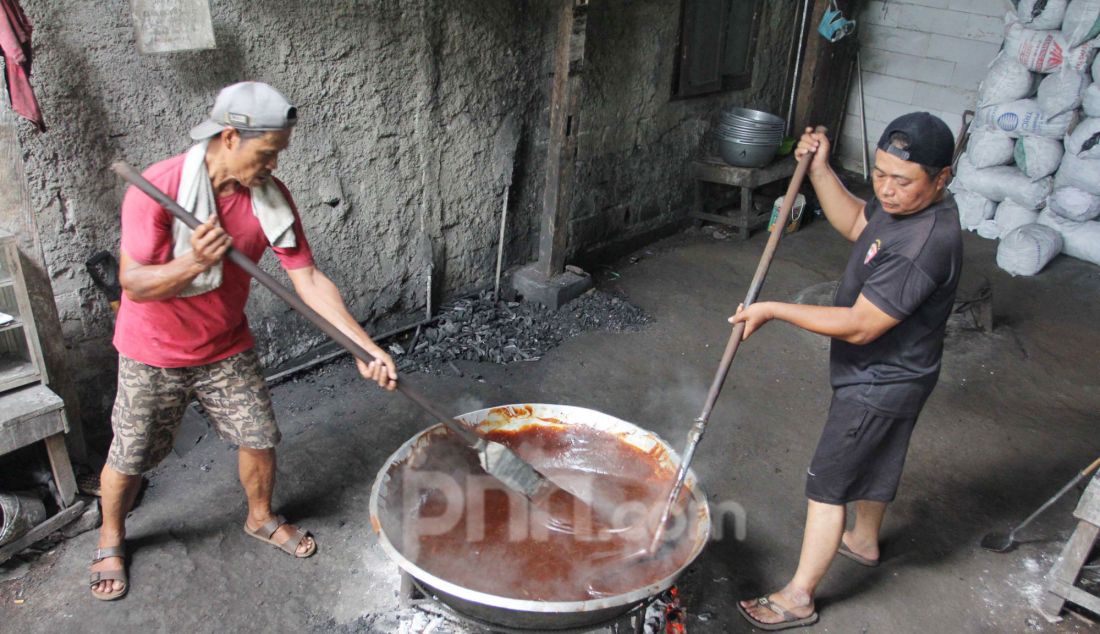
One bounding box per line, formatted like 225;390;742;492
673;0;763;98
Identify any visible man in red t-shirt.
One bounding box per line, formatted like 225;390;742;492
89;83;397;601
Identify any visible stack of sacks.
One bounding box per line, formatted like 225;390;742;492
954;0;1100;275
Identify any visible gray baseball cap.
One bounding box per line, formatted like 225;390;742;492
189;81;298;141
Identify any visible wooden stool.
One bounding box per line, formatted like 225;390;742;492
689;156;797;240
0;383;83;565
1040;474;1100;620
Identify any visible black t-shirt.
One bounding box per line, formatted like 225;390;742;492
830;195;963;415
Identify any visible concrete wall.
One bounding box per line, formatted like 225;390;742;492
836;0;1008;173
14;0;798;445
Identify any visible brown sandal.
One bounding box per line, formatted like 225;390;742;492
89;545;128;601
244;515;316;558
737;596;819;631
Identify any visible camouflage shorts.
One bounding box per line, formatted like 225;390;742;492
106;350;280;475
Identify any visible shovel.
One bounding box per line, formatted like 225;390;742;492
981;456;1100;553
110;161;603;515
644;127;827;557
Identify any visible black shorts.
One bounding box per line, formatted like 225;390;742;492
804;393;919;505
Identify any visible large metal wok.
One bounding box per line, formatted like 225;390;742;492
369;404;711;631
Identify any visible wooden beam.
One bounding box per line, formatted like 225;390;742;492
0;500;85;565
537;0;589;279
793;0;861;142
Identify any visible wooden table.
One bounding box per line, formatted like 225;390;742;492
689;155;797;240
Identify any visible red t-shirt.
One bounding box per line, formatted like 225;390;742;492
113;153;314;368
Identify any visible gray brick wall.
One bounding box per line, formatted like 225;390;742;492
836;0;1009;173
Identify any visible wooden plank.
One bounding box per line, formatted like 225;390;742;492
1055;584;1100;616
689;210;742;227
0;384;66;454
740;187;754;240
44;433;77;507
537;0;588;279
692;156;797;188
792;0;860;141
129;0;216;54
0;109;86;461
1074;474;1100;524
688;209;769;233
0;500;85;565
1040;520;1099;619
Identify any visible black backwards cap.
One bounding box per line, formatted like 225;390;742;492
876;112;954;169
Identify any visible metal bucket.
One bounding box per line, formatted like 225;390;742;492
370;404;711;631
0;491;47;546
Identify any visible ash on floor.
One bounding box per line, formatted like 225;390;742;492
389;290;651;375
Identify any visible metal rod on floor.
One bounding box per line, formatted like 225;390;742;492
493;186;509;303
264;314;440;385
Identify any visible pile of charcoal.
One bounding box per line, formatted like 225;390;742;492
389;289;650;374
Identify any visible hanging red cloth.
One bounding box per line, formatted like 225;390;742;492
0;0;43;131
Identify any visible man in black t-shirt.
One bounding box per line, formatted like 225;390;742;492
733;112;963;630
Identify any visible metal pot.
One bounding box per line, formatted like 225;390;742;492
719;137;780;168
370;404;711;631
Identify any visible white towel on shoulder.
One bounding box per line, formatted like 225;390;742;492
172;140;297;297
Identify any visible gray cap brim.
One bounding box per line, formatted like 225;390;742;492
189;119;226;141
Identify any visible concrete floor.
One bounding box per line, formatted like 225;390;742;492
3;211;1100;633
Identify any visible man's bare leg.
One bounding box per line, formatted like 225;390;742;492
90;466;142;597
740;499;844;624
842;499;887;562
239;446;314;555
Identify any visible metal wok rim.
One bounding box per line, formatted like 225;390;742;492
718;120;785;131
369;403;711;615
721;107;785;126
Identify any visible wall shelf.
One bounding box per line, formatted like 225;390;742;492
0;230;75;565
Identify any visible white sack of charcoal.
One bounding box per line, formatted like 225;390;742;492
1037;69;1089;116
1049;185;1100;220
997;223;1064;275
993;199;1043;237
1005;20;1096;74
974;98;1077;138
1084;83;1100;116
1015;135;1066;179
977;219;1003;240
1065;116;1100;157
1063;0;1100;47
967;127;1018;167
1018;0;1069;30
951;186;998;231
978;55;1037;107
1039;208;1100;265
955;155;1053;209
1055;152;1100;194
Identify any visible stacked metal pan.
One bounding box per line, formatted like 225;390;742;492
715;107;784;168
